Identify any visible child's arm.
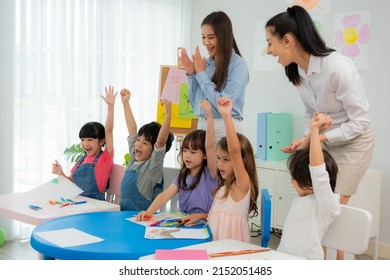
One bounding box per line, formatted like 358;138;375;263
199;100;218;178
217;97;250;192
299;113;332;151
310;112;329;166
155;99;172;149
136;184;178;221
101;85;117;155
120;88;137;136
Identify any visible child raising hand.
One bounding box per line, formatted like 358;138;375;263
137;100;219;225
52;85;116;200
119;88;174;211
277;112;341;259
207;97;259;242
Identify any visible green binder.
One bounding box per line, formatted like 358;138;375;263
266;113;292;161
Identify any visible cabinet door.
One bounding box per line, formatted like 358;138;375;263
256;167;275;227
274;170;297;229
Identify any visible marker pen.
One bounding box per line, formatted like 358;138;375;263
29;205;42;211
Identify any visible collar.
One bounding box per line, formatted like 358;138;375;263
298;55;322;77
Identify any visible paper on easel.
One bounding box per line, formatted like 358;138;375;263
24;176;83;201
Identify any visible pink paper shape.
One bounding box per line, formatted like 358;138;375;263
155;249;209;260
160;67;187;104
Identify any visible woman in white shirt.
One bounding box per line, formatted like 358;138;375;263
265;5;374;206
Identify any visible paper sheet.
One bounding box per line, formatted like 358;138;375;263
34;228;104;248
25;176;83;201
145;227;209;239
127;212;184;227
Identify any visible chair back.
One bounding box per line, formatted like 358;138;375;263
322;204;372;258
159;167;180;213
260;188;271;248
106;164;125;205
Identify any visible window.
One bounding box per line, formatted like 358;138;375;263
13;0;192;193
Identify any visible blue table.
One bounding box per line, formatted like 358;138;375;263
30;211;212;260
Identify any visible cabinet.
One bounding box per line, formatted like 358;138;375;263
253;159;381;259
253;160;297;229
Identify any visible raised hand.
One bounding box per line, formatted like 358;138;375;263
199;99;212;117
101;85;117;105
216;96;233;117
120;88;131;103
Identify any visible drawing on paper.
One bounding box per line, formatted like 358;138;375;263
334;11;370;70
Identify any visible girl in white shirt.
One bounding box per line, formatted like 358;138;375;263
265;5;374;207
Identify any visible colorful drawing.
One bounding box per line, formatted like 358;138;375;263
287;0;331;14
334;13;369;58
160;67;187;104
156;100;192;128
178;83;197;119
334;11;370;70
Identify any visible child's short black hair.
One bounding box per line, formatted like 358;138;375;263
79;122;105;141
287;149;338;191
138;121;174;153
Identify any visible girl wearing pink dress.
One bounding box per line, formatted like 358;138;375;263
207;97;259;242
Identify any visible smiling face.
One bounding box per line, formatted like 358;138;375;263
80;138;104;157
133;135;153;162
201;24;217;57
265;27;293;67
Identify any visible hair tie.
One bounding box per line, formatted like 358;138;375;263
287;7;295;16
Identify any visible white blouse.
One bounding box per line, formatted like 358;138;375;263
297;52;371;143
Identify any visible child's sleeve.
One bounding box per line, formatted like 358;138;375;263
95;149;114;192
310;163;340;217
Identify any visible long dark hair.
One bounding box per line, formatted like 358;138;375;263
177;130;207;190
202;11;242;92
265;5;334;86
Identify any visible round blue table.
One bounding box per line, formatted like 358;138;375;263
30;211;212;260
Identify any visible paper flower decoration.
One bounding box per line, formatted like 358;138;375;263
335;14;369;57
294;0;321;11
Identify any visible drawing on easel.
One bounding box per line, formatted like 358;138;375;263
178;83;197;119
156;65;198;131
160;66;187;104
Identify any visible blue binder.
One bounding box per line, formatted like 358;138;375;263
256;112;271;160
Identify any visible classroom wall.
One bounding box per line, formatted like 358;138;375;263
189;0;390;246
0;0;15;234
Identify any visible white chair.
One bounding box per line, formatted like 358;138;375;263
159;167;180;213
106;164;125;205
322;204;373;259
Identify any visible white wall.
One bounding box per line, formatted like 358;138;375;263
0;0;14;234
190;0;390;245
